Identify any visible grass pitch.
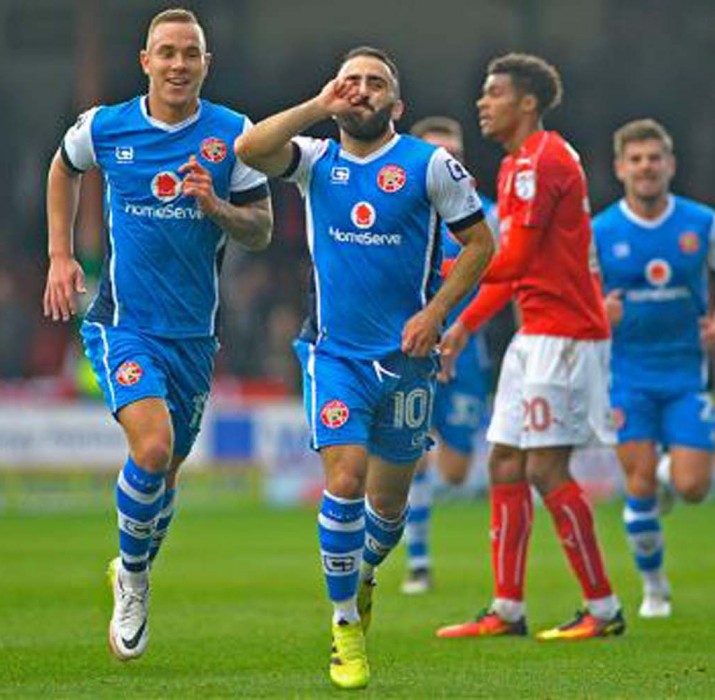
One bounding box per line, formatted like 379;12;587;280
0;475;713;698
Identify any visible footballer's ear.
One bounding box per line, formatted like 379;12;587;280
391;99;405;122
520;93;538;116
139;49;150;76
667;152;676;179
204;52;213;73
614;157;626;183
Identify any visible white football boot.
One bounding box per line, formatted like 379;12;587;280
639;577;672;619
107;557;150;660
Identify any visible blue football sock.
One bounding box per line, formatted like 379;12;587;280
404;470;432;571
624;494;665;589
318;491;365;603
148;487;177;563
116;457;165;573
362;498;408;577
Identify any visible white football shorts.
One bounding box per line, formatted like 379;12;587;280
487;334;615;449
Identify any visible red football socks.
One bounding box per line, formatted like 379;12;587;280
490;481;534;601
544;480;613;599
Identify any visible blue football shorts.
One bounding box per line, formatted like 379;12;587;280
611;382;715;451
432;336;491;455
294;340;437;464
81;321;217;459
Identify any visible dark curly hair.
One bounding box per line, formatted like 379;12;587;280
487;53;563;116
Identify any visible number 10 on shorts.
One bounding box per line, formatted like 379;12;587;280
392;389;431;429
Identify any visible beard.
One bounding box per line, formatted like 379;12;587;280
336;102;393;142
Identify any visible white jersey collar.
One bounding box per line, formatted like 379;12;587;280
339;133;400;164
618;194;675;229
140;96;202;132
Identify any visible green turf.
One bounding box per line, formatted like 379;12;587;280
0;478;713;698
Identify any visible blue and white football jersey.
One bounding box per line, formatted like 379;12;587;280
62;96;268;338
593;195;715;392
287;134;484;359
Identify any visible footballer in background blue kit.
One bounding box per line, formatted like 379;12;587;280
592;118;715;620
432;198;497;455
594;194;715;448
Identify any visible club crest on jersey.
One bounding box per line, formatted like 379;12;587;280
377;164;406;193
151;171;181;203
200;137;227;163
351;201;376;229
514;170;536;201
679;231;700;254
116;361;143;387
645;258;672;287
320;400;350;429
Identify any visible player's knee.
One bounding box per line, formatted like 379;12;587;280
676;478;709;503
132;438;172;473
367;493;405;520
489;447;524;484
625;472;657;498
327;471;365;500
442;470;467;486
525;462;566;495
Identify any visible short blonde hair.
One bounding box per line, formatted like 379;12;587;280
613;118;673;158
146;8;206;50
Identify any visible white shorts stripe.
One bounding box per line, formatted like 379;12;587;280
87;321;117;412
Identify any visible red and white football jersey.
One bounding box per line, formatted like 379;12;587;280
497;130;609;339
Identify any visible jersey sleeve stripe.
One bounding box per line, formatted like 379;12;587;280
280;141;302;179
446;208;485;233
229;182;270;205
60;141;86;174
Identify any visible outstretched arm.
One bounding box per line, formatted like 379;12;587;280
43;151;86;322
234;78;360;177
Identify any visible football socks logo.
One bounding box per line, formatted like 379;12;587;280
116;361;143;387
320;399;350;428
200;137;227;163
151;171;181;203
377;164;406;193
350;202;376;229
645;258;672;286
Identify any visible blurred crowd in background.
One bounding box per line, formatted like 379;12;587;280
1;0;714;394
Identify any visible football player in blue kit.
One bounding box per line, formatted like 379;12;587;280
43;9;272;661
401;116;496;595
593;118;715;619
236;47;494;689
